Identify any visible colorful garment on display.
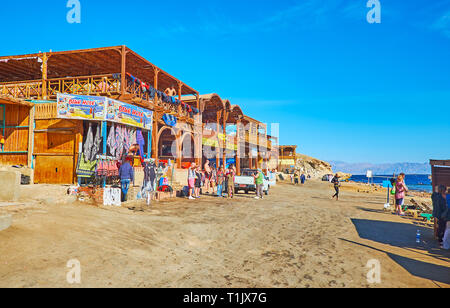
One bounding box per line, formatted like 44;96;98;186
91;124;102;162
76;153;98;178
107;123;116;157
83;123;94;162
115;125;124;160
130;128;137;146
163;114;177;127
136;130;145;159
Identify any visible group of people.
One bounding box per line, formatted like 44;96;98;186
292;171;307;186
187;162;236;200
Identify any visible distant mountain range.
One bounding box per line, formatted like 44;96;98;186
329;161;431;175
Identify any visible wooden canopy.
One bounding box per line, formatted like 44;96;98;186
0;46;197;95
0;95;34;107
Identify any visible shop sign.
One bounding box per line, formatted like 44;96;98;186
57;93;106;121
57;94;153;130
106;98;153;130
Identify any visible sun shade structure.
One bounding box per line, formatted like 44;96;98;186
0;46;198;97
0;46;274;184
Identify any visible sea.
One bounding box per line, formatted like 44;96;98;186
349;174;432;193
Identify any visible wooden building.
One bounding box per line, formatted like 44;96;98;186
0;46;273;184
182;94;271;175
0;46;201;184
430;160;450;191
278;145;298;171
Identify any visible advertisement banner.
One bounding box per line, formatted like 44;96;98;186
56;94;153;130
57;93;106;121
106;99;153;130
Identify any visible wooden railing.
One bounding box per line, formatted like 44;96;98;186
0;80;42;99
47;74;120;98
35;103;57;119
0;74;198;121
0;74;121;100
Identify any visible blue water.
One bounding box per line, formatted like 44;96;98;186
349;174;432;193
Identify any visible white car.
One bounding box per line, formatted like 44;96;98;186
234;169;273;195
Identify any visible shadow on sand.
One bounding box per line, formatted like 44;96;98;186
340;238;450;285
344;219;450;284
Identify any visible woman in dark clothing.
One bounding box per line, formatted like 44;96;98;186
331;174;340;201
432;185;449;245
194;167;202;198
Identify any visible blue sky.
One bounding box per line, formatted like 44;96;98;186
1;0;449;164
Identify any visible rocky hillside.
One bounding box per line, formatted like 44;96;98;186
294;153;333;179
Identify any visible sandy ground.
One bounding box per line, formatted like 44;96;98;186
0;180;448;288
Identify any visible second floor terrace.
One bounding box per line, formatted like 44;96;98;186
0;46;200;122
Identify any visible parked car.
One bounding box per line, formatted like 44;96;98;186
234;169;271;195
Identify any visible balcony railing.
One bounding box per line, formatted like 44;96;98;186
0;74;196;121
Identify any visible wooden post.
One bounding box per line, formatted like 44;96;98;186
120;46;127;95
41;53;48;100
216;111;221;169
223;110;227;170
178;82;182;115
27;105;35;168
176;130;182;169
152;68;160;161
236;120;241;176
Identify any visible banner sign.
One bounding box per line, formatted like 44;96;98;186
57;94;153;130
57;93;106;121
106;98;153;130
280;159;296;166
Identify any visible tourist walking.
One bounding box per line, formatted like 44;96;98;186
187;163;196;200
119;156;134;202
432;185;449;247
254;169;265;199
395;174;408;215
331;174;340;201
216;166;225;197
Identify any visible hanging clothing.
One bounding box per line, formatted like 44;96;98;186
76;153;98;178
123;127;131;153
107;123;116;158
83;123;94;162
90;124;102;162
115;125;124;160
136;130;145;159
130;128;137;147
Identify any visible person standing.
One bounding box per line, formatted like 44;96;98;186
331;174;340;201
395;174;408;216
293;171;299;185
204;160;212;194
187;163;196;200
194;166;202;198
119;156;135;202
254;169;265;200
301;173;306;185
432;185;449;247
210;167;217;195
226;165;236;199
216;167;225;197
